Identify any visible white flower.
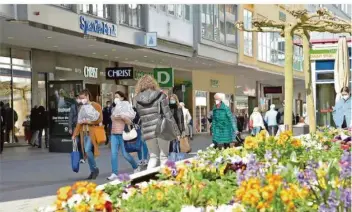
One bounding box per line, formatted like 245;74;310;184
215;156;223;164
197;149;203;154
67;194;83;208
209;143;215;148
229;155;242;164
181;205;204;212
37;206;57;212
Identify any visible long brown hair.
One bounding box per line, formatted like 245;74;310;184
79;89;92;101
135;75;160;95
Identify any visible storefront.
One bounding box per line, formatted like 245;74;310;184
311;46;352;127
192;70;235;133
0;45;32;144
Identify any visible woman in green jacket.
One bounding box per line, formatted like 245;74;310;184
211;93;237;149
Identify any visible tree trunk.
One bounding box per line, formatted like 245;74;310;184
284;26;294;130
302;30;316;133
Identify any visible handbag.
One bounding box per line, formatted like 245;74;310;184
124;125;142;153
71;139;80;173
123;124;138;141
155;101;177;141
168;140;185;162
93;125;106;144
180;136;191;153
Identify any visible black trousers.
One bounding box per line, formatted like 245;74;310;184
214;142;230;149
5;127;18;143
268;126;278;136
0;129;4;153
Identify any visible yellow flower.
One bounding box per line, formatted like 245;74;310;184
291;138;302;148
161;167;172;177
316;168;327;179
74;203;89;212
318;178;327;189
330;177;341;189
244;136;259;149
156;192;164;201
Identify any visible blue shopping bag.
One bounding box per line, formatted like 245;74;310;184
124;126;142;153
168;140;185;162
71;139;80;173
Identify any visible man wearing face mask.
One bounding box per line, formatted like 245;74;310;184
103;101;112;145
211;93;237;149
333;87;351;129
69;95;85;163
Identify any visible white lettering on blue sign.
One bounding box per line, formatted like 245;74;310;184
79;16;117;37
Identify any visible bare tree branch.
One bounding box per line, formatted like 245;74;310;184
235;22;283;33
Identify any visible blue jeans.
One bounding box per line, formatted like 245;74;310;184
136;129;149;161
110;134;138;175
251;127;261;136
84;135;97;172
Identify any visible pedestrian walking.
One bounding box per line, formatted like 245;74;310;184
72;89;103;180
211;93;237;149
179;102;192;139
333;87;351;129
69;95;85;163
0;101;4;154
264;104;279;136
103;101;112;145
135;75;180;169
4;103;19;143
36;106;48;148
30;106;40;146
132;107;149;169
249;107;265;136
22;115;31;144
107;91;139;181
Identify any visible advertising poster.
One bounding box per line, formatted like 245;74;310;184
48;80;83;152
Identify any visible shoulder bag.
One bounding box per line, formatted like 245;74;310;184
155;100;177;141
124;122;142;153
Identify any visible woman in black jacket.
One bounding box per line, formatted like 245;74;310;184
36;106;48;148
168;94;185;154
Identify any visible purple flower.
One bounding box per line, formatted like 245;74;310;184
118;173;131;182
327;191;339;209
340;151;351;179
264;151;272;161
165;160;176;168
340;188;351;208
171;169;178;177
319;204;336;212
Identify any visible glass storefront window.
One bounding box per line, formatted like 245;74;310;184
195;91;208;133
316;83;335;127
0;47;31;144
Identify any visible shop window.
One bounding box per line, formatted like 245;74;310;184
184;5;191;21
81;4;112;20
243;9;253;56
120;4;142;29
316;72;334;82
0;47;32;144
159;5;167;12
195;91;208;133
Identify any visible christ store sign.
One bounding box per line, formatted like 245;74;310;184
83;66;98;79
105;67;134;80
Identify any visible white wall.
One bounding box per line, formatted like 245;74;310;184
148;9;193;46
0;4;15;19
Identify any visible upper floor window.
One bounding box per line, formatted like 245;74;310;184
81;4;112;20
243;9;253;56
201;4;237;47
120;4;142;29
156;5;191;22
56;4;72;9
168;5;175;16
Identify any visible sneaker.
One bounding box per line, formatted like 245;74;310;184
80;159;86;164
133;169;140;174
86;172;94;180
107;173;118;181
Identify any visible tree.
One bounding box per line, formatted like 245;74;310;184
236;7;352;131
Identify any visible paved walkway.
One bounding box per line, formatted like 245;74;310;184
0;135;215;212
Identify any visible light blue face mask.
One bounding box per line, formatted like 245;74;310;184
170;100;176;104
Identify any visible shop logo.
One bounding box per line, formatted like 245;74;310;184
153;68;174;88
105;67;134;80
84;66;98;79
79;16;117;37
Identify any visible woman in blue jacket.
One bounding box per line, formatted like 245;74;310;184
333;87;351;129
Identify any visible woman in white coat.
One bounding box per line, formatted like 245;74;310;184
179;102;192;138
249;107;265;136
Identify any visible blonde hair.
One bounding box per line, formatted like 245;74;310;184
253;107;259;112
135;75;160;95
170;94;180;107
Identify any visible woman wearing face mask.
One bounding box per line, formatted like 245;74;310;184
107;91;139;181
72;89;103;180
211;93;236;149
333;87;351;129
168;95;185;156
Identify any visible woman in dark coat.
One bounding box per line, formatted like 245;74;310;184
168;94;185;154
37;106;48;148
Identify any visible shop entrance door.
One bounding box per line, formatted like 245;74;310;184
85;84;101;103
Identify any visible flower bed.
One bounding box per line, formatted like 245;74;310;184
38;128;351;212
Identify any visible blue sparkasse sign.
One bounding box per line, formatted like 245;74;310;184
79;16;117;37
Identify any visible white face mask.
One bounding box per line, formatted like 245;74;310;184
342;95;349;100
114;98;121;105
81;99;88;105
215;100;221;105
76;99;81;104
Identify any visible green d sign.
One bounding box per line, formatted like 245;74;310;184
153;68;174;88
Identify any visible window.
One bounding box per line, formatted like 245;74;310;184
201;4;237;47
176;5;183;18
81;4;112;20
243;9;253;56
184;5;191;21
168;5;175;16
120;4;142;28
257;31;302;70
160;5;167;12
56;4;72;9
149;5;157;9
